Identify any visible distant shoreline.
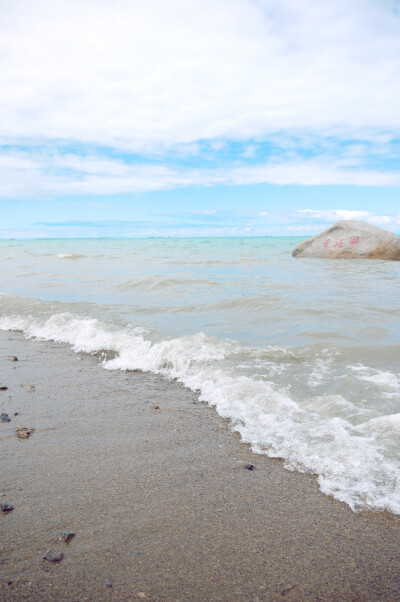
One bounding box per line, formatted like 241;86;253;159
0;235;309;241
1;233;399;242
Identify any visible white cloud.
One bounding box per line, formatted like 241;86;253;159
1;0;400;152
1;0;400;213
1;148;400;201
22;208;400;238
286;225;323;232
227;162;400;187
298;210;372;221
294;209;400;230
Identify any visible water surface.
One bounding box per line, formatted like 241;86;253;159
1;237;399;514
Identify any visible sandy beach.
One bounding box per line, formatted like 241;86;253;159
1;329;399;601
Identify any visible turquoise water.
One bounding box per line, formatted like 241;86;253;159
1;237;399;346
1;237;400;513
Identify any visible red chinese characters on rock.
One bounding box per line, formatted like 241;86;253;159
322;236;360;251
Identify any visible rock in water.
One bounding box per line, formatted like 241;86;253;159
292;220;400;260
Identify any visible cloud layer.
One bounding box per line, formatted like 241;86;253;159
28;209;400;236
2;204;400;238
1;146;400;202
1;0;400;204
2;0;400;148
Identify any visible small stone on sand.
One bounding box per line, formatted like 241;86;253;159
1;502;14;513
43;549;64;563
1;413;11;423
8;356;18;361
244;463;255;470
59;530;75;544
0;385;8;391
16;426;35;439
22;383;35;392
152;405;160;410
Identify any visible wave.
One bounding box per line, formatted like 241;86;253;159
57;253;86;259
115;276;221;292
164;258;268;266
0;310;399;516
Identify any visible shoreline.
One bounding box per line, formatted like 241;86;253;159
1;329;400;601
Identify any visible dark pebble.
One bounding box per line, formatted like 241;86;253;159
106;583;113;588
1;503;14;513
9;356;18;362
244;463;255;470
0;385;8;391
43;549;64;563
14;412;19;416
59;530;75;544
1;413;11;423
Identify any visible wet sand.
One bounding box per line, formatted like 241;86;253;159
1;329;399;601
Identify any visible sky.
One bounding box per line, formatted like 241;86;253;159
1;0;400;238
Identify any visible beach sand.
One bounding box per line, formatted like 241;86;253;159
1;329;399;601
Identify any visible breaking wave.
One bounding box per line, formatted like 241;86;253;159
1;310;399;516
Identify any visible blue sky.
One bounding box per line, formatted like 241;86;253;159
1;0;400;238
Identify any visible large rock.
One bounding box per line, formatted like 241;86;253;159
292;220;400;260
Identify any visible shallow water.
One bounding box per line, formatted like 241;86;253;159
1;237;400;514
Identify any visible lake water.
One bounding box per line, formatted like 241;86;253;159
1;237;399;514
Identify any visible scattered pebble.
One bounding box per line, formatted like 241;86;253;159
244;463;255;470
59;530;75;544
1;502;14;513
8;356;18;362
152;405;160;410
16;426;35;439
22;383;35;392
1;413;11;423
106;583;113;588
0;385;8;391
14;412;19;416
43;549;64;563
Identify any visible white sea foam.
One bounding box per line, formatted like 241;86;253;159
0;311;399;515
307;356;335;388
349;364;400;391
57;253;86;259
